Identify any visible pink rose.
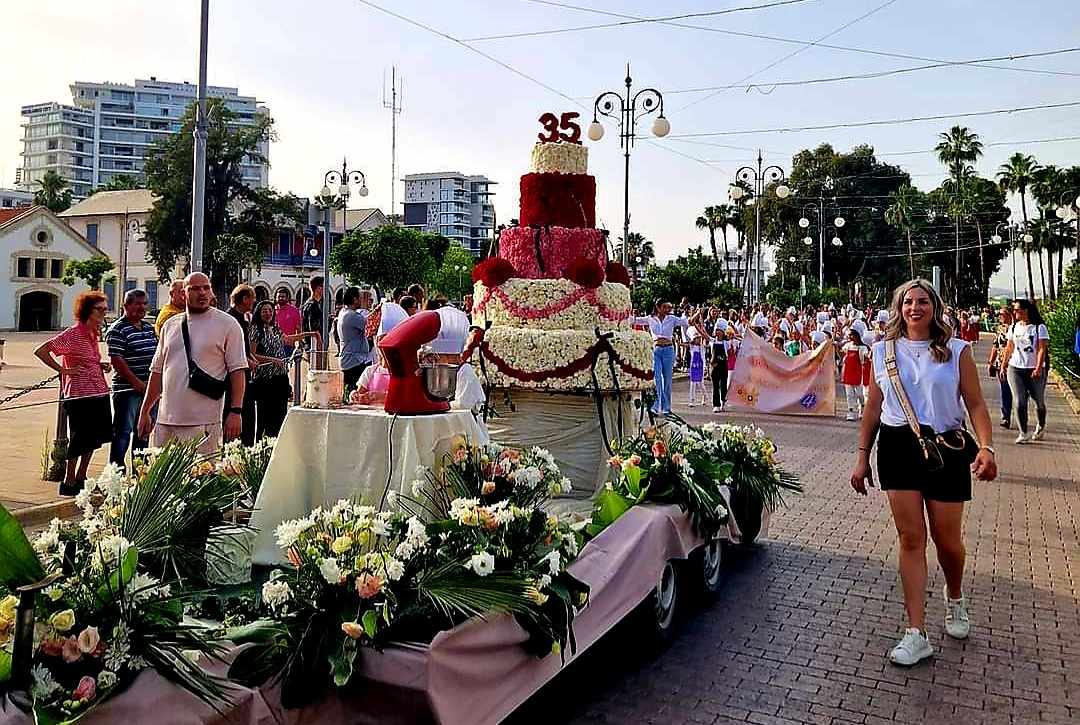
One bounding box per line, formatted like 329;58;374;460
651;440;668;458
77;626;100;654
40;638;64;658
73;675;97;702
62;636;82;663
607;456;622;469
340;621;364;640
355;573;383;599
628;455;641;466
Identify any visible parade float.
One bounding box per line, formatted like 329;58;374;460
0;115;799;725
467;114;654;498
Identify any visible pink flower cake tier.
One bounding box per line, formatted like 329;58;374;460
472;138;653;392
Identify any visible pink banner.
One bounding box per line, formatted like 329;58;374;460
729;332;836;416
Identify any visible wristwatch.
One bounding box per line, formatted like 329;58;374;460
228;407;243;415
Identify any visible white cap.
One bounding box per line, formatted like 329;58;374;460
851;319;868;335
861;331;876;347
876;310;889;324
786;306;797;316
431;306;470;354
810;330;828;345
822;321;834;334
378;302;408;336
714;319;729;333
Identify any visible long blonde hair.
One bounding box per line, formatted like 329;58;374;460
884;279;953;363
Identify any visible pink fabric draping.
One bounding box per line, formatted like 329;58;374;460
728;332;836;416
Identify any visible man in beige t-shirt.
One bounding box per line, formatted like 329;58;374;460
138;273;248;454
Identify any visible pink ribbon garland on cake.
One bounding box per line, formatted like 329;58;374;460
475;284;631;323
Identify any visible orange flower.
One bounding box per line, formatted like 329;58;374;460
651;440;667;458
355;573;383;599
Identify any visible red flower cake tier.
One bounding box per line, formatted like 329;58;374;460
498;225;607;281
519;172;596;229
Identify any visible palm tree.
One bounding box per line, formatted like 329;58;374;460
33;170;74;213
695;205;728;272
1032;165;1068;299
997;153;1040;299
885;184;921;278
613;232;655;278
1062;166;1080;289
935;127;983;295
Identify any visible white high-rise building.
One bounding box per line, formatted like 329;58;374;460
20;77;269;200
402;172;496;255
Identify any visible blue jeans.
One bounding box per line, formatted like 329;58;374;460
110;390;148;468
652;345;675;414
998;375;1012;423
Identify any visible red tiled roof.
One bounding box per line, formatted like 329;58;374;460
0;207;33;226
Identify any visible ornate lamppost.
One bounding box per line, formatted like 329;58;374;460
317;159;368;367
991;221;1019;300
729;151;789;304
588;64;670;267
799;202;845;291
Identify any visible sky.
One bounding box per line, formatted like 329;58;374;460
5;0;1080;293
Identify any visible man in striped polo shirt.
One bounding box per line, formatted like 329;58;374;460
106;288;158;468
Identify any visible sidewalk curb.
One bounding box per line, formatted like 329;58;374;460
1050;369;1080;417
14;499;77;528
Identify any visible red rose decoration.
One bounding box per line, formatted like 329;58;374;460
565;256;605;289
605;262;631;287
472;258;517;288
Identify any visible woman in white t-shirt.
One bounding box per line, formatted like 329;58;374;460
850;279;997;668
998;298;1049;443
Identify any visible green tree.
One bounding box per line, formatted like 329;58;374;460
33;170;73;213
330;225;437;295
612;232;655;276
885;184;923;279
93;174;139;194
997;152;1040;299
143;98;301;302
1032;164;1071;299
61;256;115;290
428;243;476;301
631;247;725;310
694;205;727;268
935;126;984;292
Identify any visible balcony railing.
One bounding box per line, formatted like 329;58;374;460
263;252;322;268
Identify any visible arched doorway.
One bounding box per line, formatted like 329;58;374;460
254;285;271;302
18;291;58;331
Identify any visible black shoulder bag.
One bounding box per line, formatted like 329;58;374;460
884;339;978;472
181;315;228;400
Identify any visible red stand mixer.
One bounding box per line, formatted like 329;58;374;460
378;310;455;415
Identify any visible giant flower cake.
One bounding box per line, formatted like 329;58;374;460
471;135;653;391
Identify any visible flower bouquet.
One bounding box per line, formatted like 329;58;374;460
0;442;246;723
214;436;276;505
587;421;735;540
227;440;588;710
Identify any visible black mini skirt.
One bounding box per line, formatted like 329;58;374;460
875;424;972;502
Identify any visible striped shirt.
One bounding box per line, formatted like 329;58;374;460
45;324;109;399
106;318;158;393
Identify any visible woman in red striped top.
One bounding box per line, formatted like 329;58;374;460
34;291;113;495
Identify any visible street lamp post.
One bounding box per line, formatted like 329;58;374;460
318;159;368;368
1056;192;1080;280
589;64;670;267
799;201;844;291
119;214;142;307
189;0;209;273
991;222;1017;300
454;264;467;299
730;151;789;304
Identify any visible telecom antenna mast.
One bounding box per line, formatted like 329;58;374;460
383;67;403;223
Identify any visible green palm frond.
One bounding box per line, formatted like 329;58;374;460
414;562;534;620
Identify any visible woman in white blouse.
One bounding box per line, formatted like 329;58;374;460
633;299;690;416
997;298;1049;444
850;279;996;668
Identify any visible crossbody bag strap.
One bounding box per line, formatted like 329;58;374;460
884;339;925;443
180;314;197;372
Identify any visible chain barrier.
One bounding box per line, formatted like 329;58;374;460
0;374;59;409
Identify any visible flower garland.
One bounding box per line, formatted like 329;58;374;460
474;283;631;324
479;334;652;384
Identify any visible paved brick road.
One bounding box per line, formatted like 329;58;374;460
519;339;1079;725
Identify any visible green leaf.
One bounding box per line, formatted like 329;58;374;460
225;619;289;645
0;648;10;682
624;466;642;497
361;609;378;639
0;503;44;587
330;638;358;687
95;546;138;604
594;489;633;527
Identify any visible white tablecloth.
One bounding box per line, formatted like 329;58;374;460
251;406;485;565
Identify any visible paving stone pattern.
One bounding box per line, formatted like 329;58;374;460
516;340;1079;725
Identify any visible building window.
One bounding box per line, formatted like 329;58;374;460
146;280;158;308
103;280;116;310
17;257;30;278
34;259;46;278
50;259;63;279
125;279;137;294
161;108;169;117
85;223;98;247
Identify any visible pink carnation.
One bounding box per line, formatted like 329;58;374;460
62;636;82;663
73;675;97;702
355;573;383;599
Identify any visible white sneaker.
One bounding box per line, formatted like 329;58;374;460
845;412;856;421
1032;426;1045;441
889;628;934;666
943;587;970;640
1015;432;1030;445
712;406;721;413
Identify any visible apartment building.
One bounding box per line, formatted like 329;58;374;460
402;172;495;255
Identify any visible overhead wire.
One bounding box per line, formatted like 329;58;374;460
524;0;1080;79
461;0;815;42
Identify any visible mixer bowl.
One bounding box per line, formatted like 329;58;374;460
422;363;459;402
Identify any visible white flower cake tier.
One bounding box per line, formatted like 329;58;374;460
477;327;653;392
472;279;633;332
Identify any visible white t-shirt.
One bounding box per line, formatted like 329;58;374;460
873;337;969;434
1008;322;1049;369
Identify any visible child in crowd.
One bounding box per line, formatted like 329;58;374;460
840;329;868;421
687;324;708;407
